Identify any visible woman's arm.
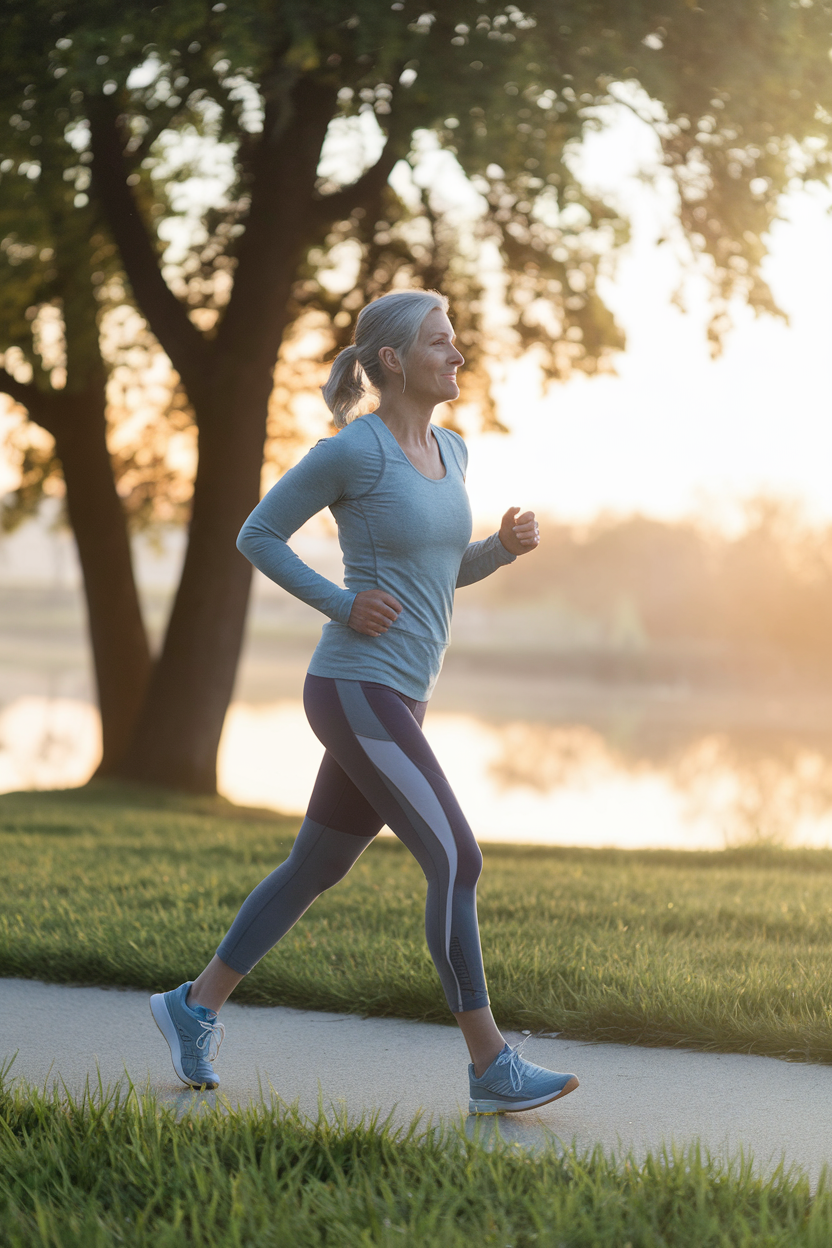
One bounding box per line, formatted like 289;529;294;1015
456;508;539;587
237;438;356;624
456;531;516;587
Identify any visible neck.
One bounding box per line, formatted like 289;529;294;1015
374;390;437;447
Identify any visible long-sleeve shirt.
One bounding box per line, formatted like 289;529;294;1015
237;410;515;700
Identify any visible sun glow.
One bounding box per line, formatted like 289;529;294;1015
460;110;832;530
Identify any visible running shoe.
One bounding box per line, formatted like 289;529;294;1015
150;981;225;1090
468;1040;579;1114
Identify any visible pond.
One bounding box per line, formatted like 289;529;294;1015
3;686;832;851
3;580;832;850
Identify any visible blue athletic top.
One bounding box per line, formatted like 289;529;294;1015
237;410;515;700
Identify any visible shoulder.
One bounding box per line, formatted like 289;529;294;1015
435;426;468;476
306;416;383;495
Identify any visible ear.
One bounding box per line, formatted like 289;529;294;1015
377;345;402;375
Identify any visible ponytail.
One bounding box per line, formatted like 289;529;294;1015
321;344;365;428
321;289;448;427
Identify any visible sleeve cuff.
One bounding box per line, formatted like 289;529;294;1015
329;590;357;625
494;532;517;564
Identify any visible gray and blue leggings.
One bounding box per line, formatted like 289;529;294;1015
216;674;489;1013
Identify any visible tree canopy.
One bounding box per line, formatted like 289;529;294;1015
1;0;830;789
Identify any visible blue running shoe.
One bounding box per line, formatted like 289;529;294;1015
468;1040;579;1114
150;982;225;1090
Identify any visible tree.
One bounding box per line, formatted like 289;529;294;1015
1;0;830;792
0;66;151;774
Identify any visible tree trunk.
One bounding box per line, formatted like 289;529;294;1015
98;78;338;791
53;388;151;774
118;362;274;791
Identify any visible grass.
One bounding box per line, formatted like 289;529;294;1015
3;784;832;1061
1;1072;831;1247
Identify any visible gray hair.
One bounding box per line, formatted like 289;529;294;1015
321;289;448;427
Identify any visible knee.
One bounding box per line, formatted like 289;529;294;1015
316;861;352;892
277;847;344;896
456;837;483;889
312;844;362;892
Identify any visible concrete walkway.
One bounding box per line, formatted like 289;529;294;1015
2;978;831;1183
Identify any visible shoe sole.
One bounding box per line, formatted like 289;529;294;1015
469;1074;579;1115
149;994;219;1090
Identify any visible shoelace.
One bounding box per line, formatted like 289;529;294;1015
495;1033;534;1092
195;1016;225;1063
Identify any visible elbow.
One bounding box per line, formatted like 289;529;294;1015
236;520;255;560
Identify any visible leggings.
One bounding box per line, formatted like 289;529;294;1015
216;674;489;1013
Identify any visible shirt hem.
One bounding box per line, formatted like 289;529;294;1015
307;654;440;702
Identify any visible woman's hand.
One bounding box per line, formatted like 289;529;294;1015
499;507;539;557
348;589;403;637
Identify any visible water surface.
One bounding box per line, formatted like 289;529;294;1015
3;582;832;850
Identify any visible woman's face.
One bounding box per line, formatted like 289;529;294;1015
397;308;465;403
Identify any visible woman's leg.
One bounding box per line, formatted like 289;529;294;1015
188;954;244;1014
452;1006;506;1078
160;674;576;1109
188;748;384;1012
302;675;506;1074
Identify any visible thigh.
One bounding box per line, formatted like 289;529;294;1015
304;675;479;874
306;748;385;840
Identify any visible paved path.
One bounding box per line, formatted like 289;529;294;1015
2;978;831;1183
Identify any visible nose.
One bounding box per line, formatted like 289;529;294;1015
450;346;464;367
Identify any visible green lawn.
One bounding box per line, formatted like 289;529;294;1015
3;784;832;1061
1;1074;829;1248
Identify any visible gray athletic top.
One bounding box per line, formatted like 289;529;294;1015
237;410;515;700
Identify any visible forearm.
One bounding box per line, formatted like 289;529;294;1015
237;521;355;623
456;532;516;588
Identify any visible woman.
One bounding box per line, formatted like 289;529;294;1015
151;290;579;1115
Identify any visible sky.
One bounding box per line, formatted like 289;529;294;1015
459;109;832;531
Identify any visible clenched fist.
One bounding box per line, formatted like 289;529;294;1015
348;589;403;637
498;507;540;556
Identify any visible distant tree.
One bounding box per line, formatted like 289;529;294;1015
472;501;832;677
1;0;830;791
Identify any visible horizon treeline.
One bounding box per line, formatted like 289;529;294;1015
467;501;832;682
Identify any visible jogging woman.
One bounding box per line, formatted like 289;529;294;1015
151;289;579;1115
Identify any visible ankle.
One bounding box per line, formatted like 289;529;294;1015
186;986;214;1014
473;1042;505;1079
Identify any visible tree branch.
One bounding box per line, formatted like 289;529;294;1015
311;123;409;227
0;369;63;432
88;99;210;396
606;86;664;136
214;76;339;363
